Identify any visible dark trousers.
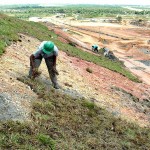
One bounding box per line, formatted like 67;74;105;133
29;58;58;86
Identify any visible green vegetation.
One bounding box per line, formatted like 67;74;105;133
116;16;122;23
1;4;150;20
0;13;55;55
0;76;149;149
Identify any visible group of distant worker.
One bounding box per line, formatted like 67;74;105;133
92;44;116;60
92;44;109;56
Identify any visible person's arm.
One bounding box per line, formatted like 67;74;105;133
53;55;57;67
31;44;43;68
51;45;59;75
30;54;35;69
30;42;43;69
30;54;39;78
52;55;59;75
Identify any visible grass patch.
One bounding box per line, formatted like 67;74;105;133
37;134;55;150
0;76;149;149
0;13;55;55
82;101;95;110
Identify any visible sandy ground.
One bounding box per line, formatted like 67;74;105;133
0;33;150;127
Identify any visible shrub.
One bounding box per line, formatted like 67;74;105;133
86;67;93;73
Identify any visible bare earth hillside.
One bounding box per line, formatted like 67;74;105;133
0;33;150;127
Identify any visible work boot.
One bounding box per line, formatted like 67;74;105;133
53;83;60;89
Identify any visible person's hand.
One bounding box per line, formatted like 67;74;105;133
32;68;41;78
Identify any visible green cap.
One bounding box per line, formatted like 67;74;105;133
42;41;54;54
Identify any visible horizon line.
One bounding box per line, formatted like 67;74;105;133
0;3;150;6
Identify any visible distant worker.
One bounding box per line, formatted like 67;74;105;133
103;47;109;57
29;41;60;89
92;45;99;52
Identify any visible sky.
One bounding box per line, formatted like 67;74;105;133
0;0;150;6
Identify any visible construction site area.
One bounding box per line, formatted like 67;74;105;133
40;16;150;85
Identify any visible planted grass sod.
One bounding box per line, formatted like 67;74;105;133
0;76;149;149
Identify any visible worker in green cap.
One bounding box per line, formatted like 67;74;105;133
92;45;99;53
29;41;60;89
